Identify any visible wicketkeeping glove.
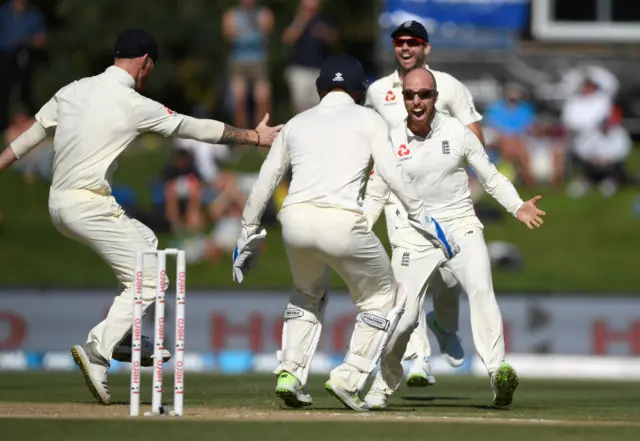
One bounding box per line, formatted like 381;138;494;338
232;227;267;284
408;214;460;259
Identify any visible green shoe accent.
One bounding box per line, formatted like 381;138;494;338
275;372;311;409
406;373;431;388
493;362;519;407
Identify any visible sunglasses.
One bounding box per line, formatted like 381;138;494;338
393;38;425;48
402;89;438;100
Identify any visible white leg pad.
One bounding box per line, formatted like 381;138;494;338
274;296;327;385
344;284;407;390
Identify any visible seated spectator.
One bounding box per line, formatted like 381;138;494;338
562;69;631;197
4;109;52;183
566;105;632;198
163;149;205;236
484;82;536;185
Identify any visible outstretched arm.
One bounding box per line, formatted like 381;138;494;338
464;128;545;228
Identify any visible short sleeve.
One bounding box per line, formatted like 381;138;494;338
135;96;184;137
35;96;58;129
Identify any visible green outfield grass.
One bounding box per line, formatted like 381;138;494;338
1;136;639;292
0;372;639;441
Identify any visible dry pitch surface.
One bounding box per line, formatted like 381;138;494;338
1;373;639;441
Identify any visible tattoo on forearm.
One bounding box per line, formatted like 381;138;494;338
220;124;254;145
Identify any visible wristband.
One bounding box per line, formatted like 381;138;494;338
254;130;260;146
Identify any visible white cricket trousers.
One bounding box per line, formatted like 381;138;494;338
403;218;506;374
49;190;164;361
375;246;446;393
275;203;404;393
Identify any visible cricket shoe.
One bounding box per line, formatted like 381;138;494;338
274;371;313;408
491;362;519;407
112;334;171;367
71;342;111;405
324;380;367;412
405;356;436;387
426;311;464;368
363;386;389;410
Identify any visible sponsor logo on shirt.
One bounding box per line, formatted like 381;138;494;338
401;251;410;267
397;144;412;161
385;90;396;102
442;140;450;154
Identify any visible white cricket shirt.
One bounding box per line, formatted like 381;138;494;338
365;113;524;251
365;66;484;245
35;66;184;198
241;91;426;232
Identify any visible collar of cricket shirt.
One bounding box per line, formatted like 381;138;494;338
404;111;442;142
320;91;355;106
392;63;431;89
105;66;136;89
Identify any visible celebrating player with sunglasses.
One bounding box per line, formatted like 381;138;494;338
362;65;546;409
364;19;485;389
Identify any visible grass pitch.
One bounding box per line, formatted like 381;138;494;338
0;372;639;441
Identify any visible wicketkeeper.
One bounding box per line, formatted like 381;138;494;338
232;55;459;412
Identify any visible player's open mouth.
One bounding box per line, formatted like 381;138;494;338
412;108;426;121
399;52;415;67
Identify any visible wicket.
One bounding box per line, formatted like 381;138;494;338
130;248;186;417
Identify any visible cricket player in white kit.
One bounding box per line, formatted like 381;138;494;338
365;20;486;385
232;55;460;412
363;67;546;408
0;29;283;405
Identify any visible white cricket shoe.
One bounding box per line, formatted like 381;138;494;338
363;385;389;410
324;380;368;412
112;334;171;367
71;343;111;405
405;356;436;387
426;311;464;368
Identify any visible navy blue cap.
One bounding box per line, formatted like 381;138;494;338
316;55;367;94
391;20;429;42
114;29;159;63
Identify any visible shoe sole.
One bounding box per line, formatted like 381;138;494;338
71;346;110;405
406;374;434;388
275;388;312;409
426;314;465;368
493;364;519;407
324;384;367;412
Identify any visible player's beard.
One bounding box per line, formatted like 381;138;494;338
407;104;436;137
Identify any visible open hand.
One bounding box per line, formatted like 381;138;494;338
517;195;546;229
254;113;284;147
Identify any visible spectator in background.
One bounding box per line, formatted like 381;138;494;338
484;82;536;186
4;108;52;183
0;0;46;130
163;149;205;236
562;67;630;197
283;0;338;113
222;0;274;129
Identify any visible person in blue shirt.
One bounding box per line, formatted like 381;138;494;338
222;0;274;130
485;82;536;185
0;0;46;130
